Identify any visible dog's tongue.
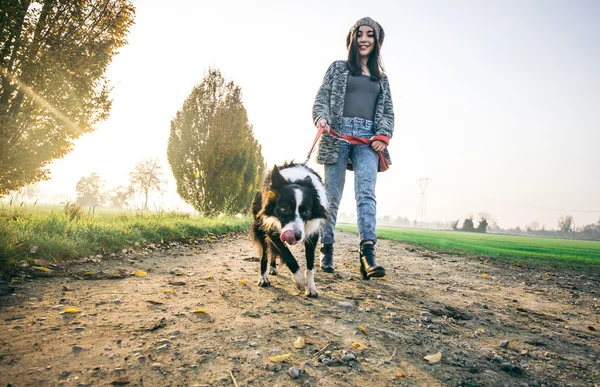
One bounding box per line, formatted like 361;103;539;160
280;230;296;245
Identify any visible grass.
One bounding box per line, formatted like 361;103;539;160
337;224;600;269
0;202;250;272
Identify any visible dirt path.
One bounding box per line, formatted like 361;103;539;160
1;231;599;387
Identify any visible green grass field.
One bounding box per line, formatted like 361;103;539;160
337;224;600;269
0;202;250;272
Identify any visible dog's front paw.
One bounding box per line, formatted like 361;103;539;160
269;265;278;275
258;274;270;287
291;270;306;292
305;287;319;298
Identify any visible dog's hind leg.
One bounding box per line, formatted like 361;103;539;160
304;233;319;297
272;238;305;292
269;251;278;275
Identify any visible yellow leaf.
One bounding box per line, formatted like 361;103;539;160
293;337;305;349
205;275;213;279
304;339;312;344
195;170;200;179
135;270;147;277
193;308;207;313
269;353;292;363
424;352;442;363
396;369;405;378
64;308;82;313
162;289;176;293
359;326;368;335
352;342;366;350
32;266;52;273
239;279;247;285
481;273;489;278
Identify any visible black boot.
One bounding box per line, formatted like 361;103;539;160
320;243;334;273
359;242;385;280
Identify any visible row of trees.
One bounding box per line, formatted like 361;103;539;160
451;213;494;233
1;1;266;216
75;158;164;210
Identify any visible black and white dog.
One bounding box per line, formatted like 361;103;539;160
250;162;328;297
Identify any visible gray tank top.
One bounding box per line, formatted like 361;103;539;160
342;74;381;121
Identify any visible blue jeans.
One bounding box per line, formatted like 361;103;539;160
321;117;378;245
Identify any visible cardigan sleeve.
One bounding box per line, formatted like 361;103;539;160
376;75;395;139
312;61;337;126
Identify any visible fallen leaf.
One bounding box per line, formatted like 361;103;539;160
193;308;207;313
269;353;292;363
396;370;405;378
359;326;368;335
352;342;367;350
239;279;247;285
304;339;313;344
63;308;82;313
293;336;305;348
134;270;147;277
33;266;53;273
481;273;489;278
424;352;442;363
162;289;176;293
205;275;213;279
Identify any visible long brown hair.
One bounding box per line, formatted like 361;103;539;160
346;27;384;81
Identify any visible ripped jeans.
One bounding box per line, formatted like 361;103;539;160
321;117;378;245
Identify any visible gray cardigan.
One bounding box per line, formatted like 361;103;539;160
312;60;395;172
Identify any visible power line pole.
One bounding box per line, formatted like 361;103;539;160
417;178;430;228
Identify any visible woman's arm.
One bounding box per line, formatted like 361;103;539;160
376;76;395;138
312;61;337;127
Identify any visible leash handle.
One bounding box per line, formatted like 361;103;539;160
304;126;324;164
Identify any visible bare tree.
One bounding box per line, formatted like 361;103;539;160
558;215;574;233
108;185;134;209
525;221;540;232
129;158;165;210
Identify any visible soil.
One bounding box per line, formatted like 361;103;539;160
0;230;599;387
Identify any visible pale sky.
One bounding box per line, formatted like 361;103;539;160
40;0;600;229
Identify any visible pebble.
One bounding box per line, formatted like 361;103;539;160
322;358;332;366
289;367;300;379
113;300;121;305
151;363;163;370
72;345;84;352
232;338;247;344
74;327;85;332
337;301;354;309
500;340;510;348
290;322;297;328
156;344;169;352
342;353;356;362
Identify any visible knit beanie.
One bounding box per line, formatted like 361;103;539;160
346;17;385;49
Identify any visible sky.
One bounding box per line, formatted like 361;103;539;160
39;0;600;229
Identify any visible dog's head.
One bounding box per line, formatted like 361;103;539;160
261;165;326;245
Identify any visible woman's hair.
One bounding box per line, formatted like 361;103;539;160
346;27;385;81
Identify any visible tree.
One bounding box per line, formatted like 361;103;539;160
168;68;265;216
0;0;135;195
107;185;134;209
558;215;574;233
525;221;539;232
450;219;459;230
75;172;105;206
461;216;475;232
129;158;165;210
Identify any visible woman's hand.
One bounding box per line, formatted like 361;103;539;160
371;140;387;152
317;118;331;134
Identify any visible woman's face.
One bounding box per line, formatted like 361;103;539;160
356;25;375;59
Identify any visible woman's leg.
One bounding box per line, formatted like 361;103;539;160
321;141;351;245
351;144;379;243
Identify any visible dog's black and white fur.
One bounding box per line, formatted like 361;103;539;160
250;162;328;297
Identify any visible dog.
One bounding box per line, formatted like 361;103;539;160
250;162;328;297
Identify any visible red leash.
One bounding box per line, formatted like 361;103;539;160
305;128;389;171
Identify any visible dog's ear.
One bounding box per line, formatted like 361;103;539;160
270;165;287;188
302;175;312;185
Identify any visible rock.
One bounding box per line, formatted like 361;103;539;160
156;344;169;352
337;301;354;309
500;340;510;348
322;358;332;366
289;367;300;379
72;345;84;352
151;363;163;370
232;338;247;344
500;362;524;376
290;321;297;328
342;353;356;362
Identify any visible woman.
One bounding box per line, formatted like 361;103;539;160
312;16;394;279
